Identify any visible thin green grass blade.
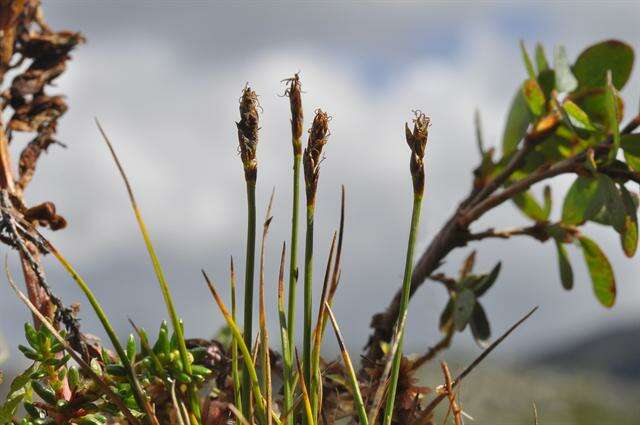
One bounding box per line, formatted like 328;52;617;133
230;257;242;411
95;120;200;421
202;271;272;424
325;303;368;425
259;191;275;425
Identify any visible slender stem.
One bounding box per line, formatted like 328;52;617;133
242;180;257;418
383;195;423;425
303;203;315;403
284;152;301;425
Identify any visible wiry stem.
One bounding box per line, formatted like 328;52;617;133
243;179;257;415
236;86;261;419
284;74;303;425
383;112;429;425
302;110;330;413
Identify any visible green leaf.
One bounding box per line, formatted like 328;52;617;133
621;134;640;156
598;174;625;232
473;262;501;297
0;363;36;422
554;45;578;92
605;71;620;162
620;185;638;257
469;303;491;347
561;176;605;225
520;40;536;79
522;78;546;116
563;100;596;131
502;86;533;155
572;40;634;90
537;69;556;99
126;334;136;361
453;289;476;331
621;134;640;171
578;236;616;307
554;239;574;290
439;299;454;332
535;43;549;72
513;191;546;221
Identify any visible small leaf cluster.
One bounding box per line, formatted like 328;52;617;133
438;252;501;347
1;324;107;425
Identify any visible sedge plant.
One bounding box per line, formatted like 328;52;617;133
4;29;640;425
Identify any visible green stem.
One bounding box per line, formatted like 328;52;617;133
303;203;314;418
242;180;257;419
284;152;301;425
383;194;423;425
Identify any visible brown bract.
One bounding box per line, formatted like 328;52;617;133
236;86;260;182
405;112;430;196
303;109;330;205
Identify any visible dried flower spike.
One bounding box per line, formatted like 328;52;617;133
285;73;303;154
236;86;260;182
303;109;330;205
405;111;430;196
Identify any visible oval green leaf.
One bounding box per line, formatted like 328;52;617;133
572;40;634;90
469;302;491;347
453;289;476;331
561;176;605;225
523;78;546;116
554;239;573;290
620;185;638;257
554;45;578;93
578;236;616;307
502;86;533;155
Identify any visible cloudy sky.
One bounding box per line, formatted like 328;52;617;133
1;1;640;371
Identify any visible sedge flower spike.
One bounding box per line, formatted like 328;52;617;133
405;111;430;196
237;86;260;183
303;109;330;205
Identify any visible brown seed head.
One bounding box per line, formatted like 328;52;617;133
236;86;260;182
303;109;330;206
405;111;430;196
284;73;303;154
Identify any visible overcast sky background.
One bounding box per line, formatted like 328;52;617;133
1;1;640;372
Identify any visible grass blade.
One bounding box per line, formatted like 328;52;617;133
277;242;294;423
202;270;269;424
230;256;242;411
259;190;275;425
310;231;336;421
295;349;315;425
44;239;153;422
95;119;200;421
324;302;368;425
